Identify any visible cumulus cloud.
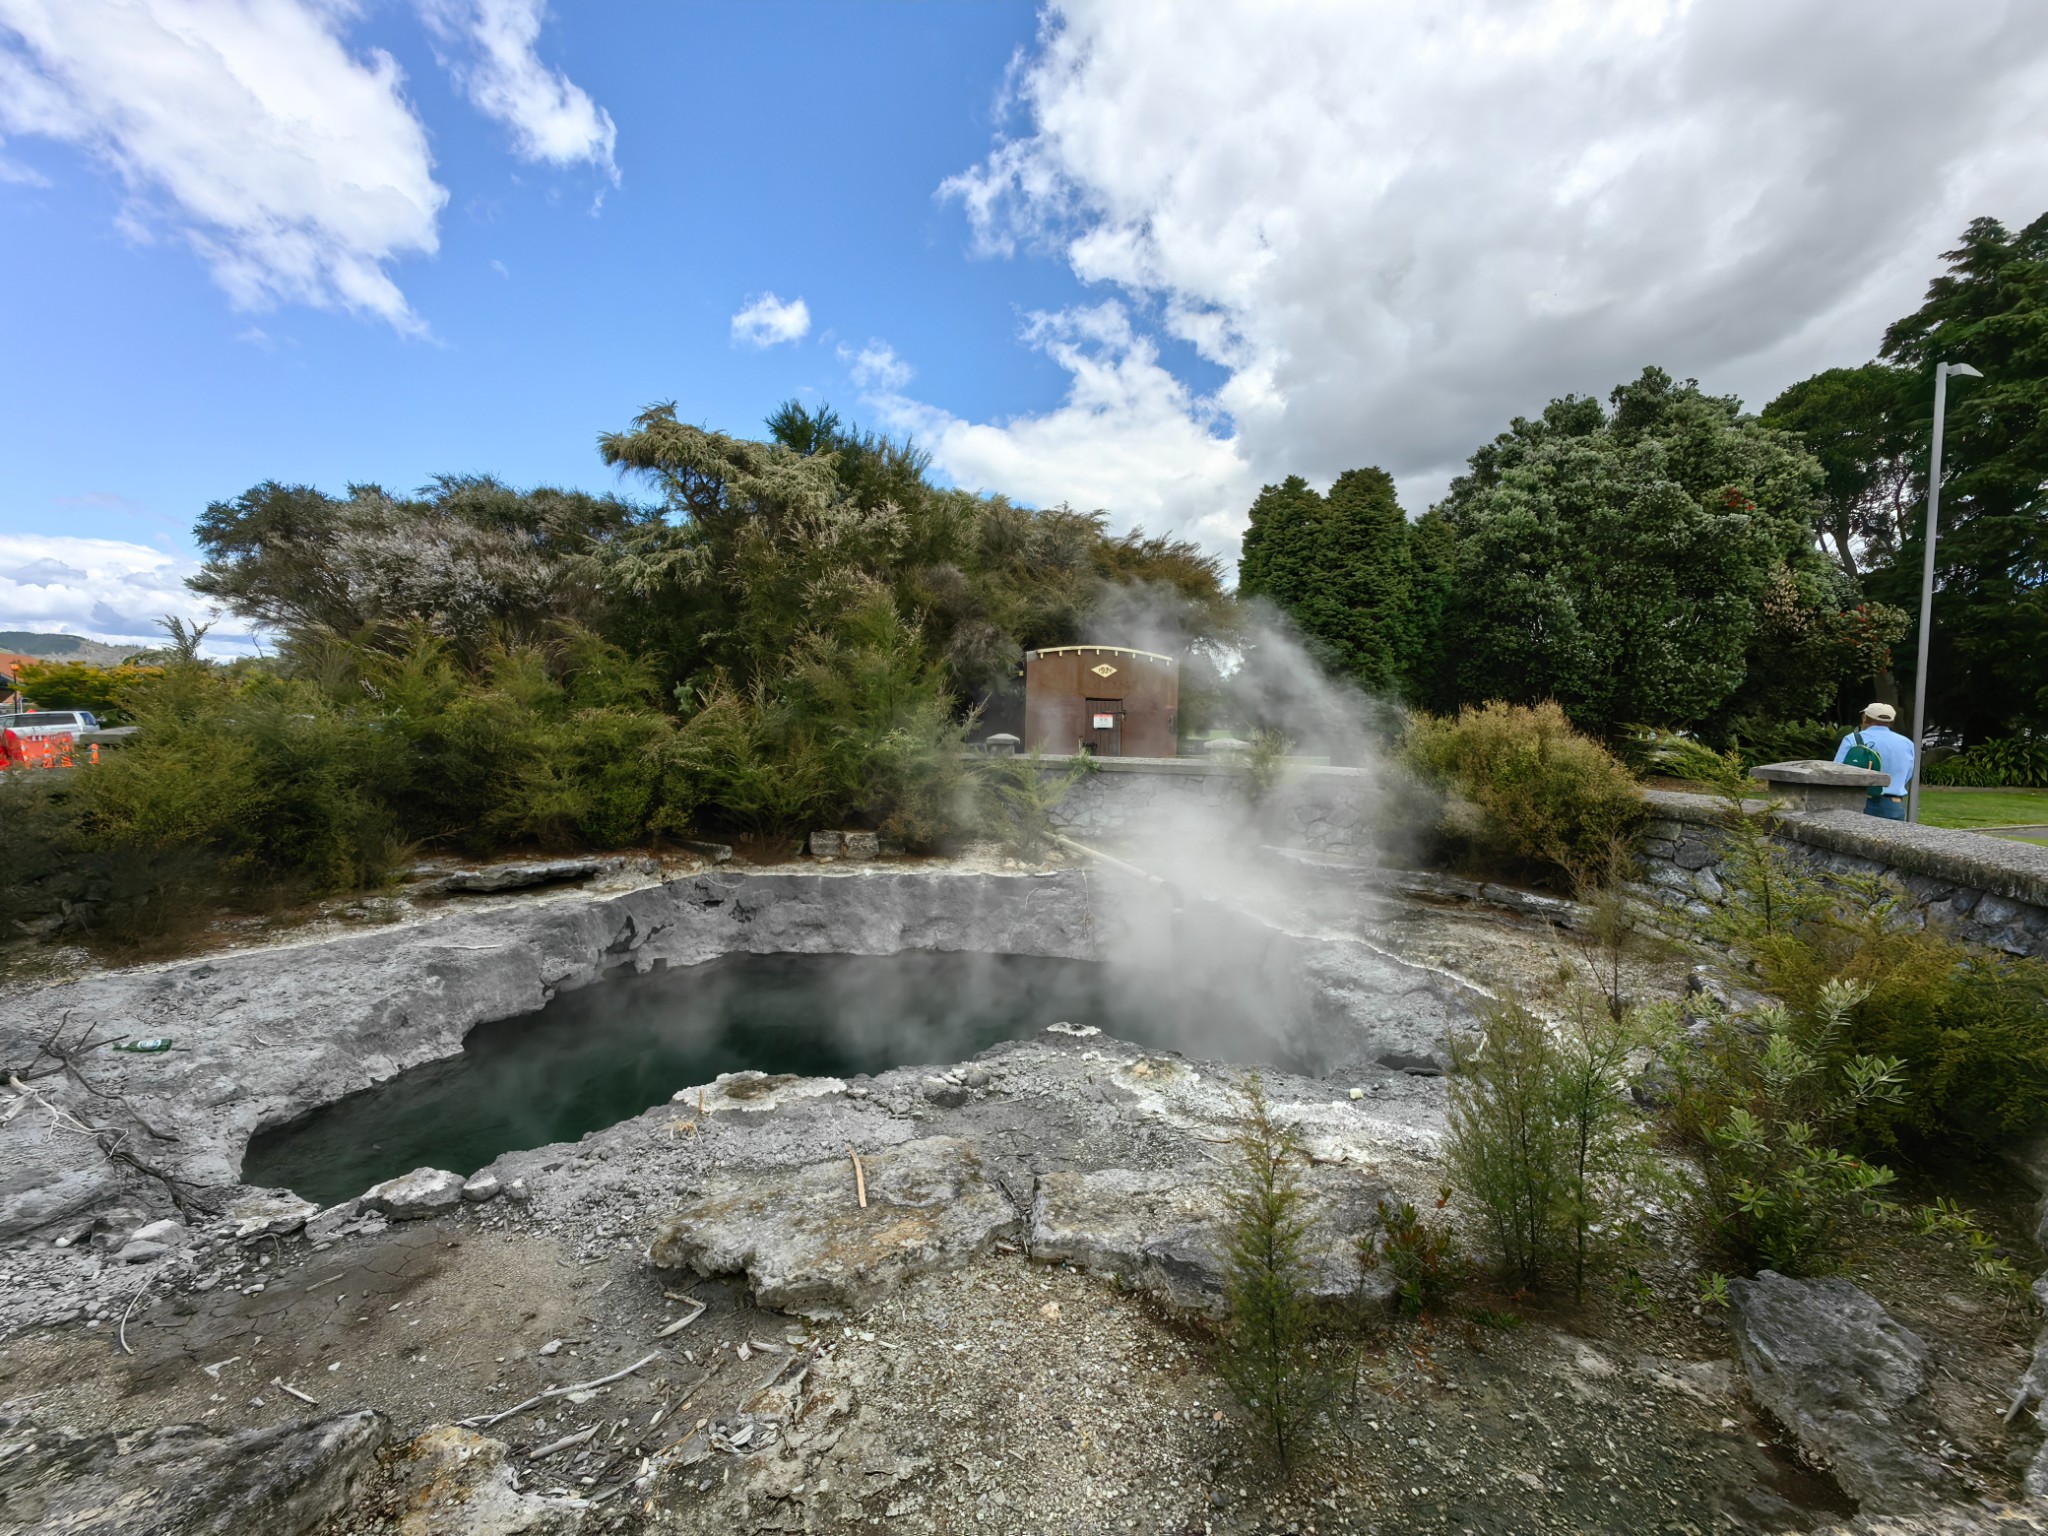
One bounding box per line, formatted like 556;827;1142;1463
923;0;2048;557
730;291;811;348
0;534;251;653
842;340;914;392
866;307;1256;547
416;0;618;180
0;0;616;333
0;0;445;333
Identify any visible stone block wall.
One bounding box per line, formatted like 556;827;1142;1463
1638;788;2048;959
1030;755;1377;860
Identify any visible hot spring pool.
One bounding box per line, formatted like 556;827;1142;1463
242;949;1304;1207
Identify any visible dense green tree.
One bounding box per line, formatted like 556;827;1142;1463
1873;214;2048;741
1429;368;1845;735
190;475;647;657
1760;214;2048;741
1237;467;1418;693
1760;363;1919;582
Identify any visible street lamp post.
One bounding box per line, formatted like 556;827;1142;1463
1906;360;1982;824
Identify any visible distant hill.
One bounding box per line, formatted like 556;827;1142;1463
0;632;147;666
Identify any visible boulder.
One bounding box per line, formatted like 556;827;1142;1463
1727;1270;1955;1513
128;1217;190;1248
920;1076;968;1109
363;1168;465;1221
114;1239;170;1265
85;1205;150;1252
1028;1164;1394;1316
424;859;612;895
649;1136;1018;1315
227;1190;318;1241
0;1409;387;1536
303;1199;361;1245
460;1171;502;1203
383;1424;588;1535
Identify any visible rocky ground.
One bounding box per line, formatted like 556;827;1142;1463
3;853;2047;1533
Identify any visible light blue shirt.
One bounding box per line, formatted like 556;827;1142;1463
1834;724;1916;796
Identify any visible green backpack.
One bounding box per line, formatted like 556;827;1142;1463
1844;731;1886;799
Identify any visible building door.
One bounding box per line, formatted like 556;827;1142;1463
1085;699;1123;757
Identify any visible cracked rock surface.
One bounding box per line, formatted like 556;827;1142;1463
1728;1270;1961;1514
0;1408;387;1536
650;1135;1021;1315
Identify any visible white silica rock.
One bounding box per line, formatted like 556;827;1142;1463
460;1171;502;1203
363;1167;466;1220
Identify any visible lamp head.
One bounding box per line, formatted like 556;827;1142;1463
1946;362;1984;379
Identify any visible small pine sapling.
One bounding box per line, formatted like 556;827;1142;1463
1217;1073;1341;1469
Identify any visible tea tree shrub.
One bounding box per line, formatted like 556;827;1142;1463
1217;1074;1341;1469
1405;700;1642;889
1445;996;1660;1298
1664;985;1905;1273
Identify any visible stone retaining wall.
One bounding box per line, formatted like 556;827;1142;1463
1639;788;2048;959
1030;754;1375;859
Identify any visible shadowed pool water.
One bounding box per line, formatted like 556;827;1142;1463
244;950;1305;1207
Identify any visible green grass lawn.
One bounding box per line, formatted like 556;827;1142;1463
1916;787;2048;830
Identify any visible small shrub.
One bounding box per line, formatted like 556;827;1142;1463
1361;1191;1463;1317
970;752;1090;859
1923;736;2048;789
1217;1074;1341;1469
1725;716;1846;771
1445;1001;1564;1288
1695;779;2048;1151
1406;700;1642;890
1914;1198;2029;1298
1445;995;1658;1298
1242;728;1292;804
1664;984;1905;1274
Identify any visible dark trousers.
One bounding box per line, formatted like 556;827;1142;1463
1865;796;1907;821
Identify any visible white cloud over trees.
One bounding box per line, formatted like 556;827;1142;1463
910;0;2048;557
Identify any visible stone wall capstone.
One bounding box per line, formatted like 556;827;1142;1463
1637;788;2048;960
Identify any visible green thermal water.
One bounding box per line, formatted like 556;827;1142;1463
243;950;1294;1207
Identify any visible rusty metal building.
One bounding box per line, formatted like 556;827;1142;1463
1022;645;1179;758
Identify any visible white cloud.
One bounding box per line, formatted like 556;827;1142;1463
842;340;914;392
0;0;617;333
415;0;618;181
927;0;2048;558
730;291;811;348
0;534;251;654
0;0;446;334
864;306;1257;547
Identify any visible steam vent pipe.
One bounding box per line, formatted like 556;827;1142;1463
1023;645;1178;758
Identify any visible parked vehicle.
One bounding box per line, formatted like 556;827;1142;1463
1;709;99;768
0;710;100;737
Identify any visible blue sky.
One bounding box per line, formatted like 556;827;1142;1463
3;1;2048;651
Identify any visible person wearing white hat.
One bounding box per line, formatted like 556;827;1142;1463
1834;702;1915;820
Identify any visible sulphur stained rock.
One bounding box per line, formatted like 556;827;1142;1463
1727;1270;1956;1513
1027;1164;1395;1316
649;1136;1018;1315
385;1424;588;1535
363;1167;465;1221
0;1409;386;1536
